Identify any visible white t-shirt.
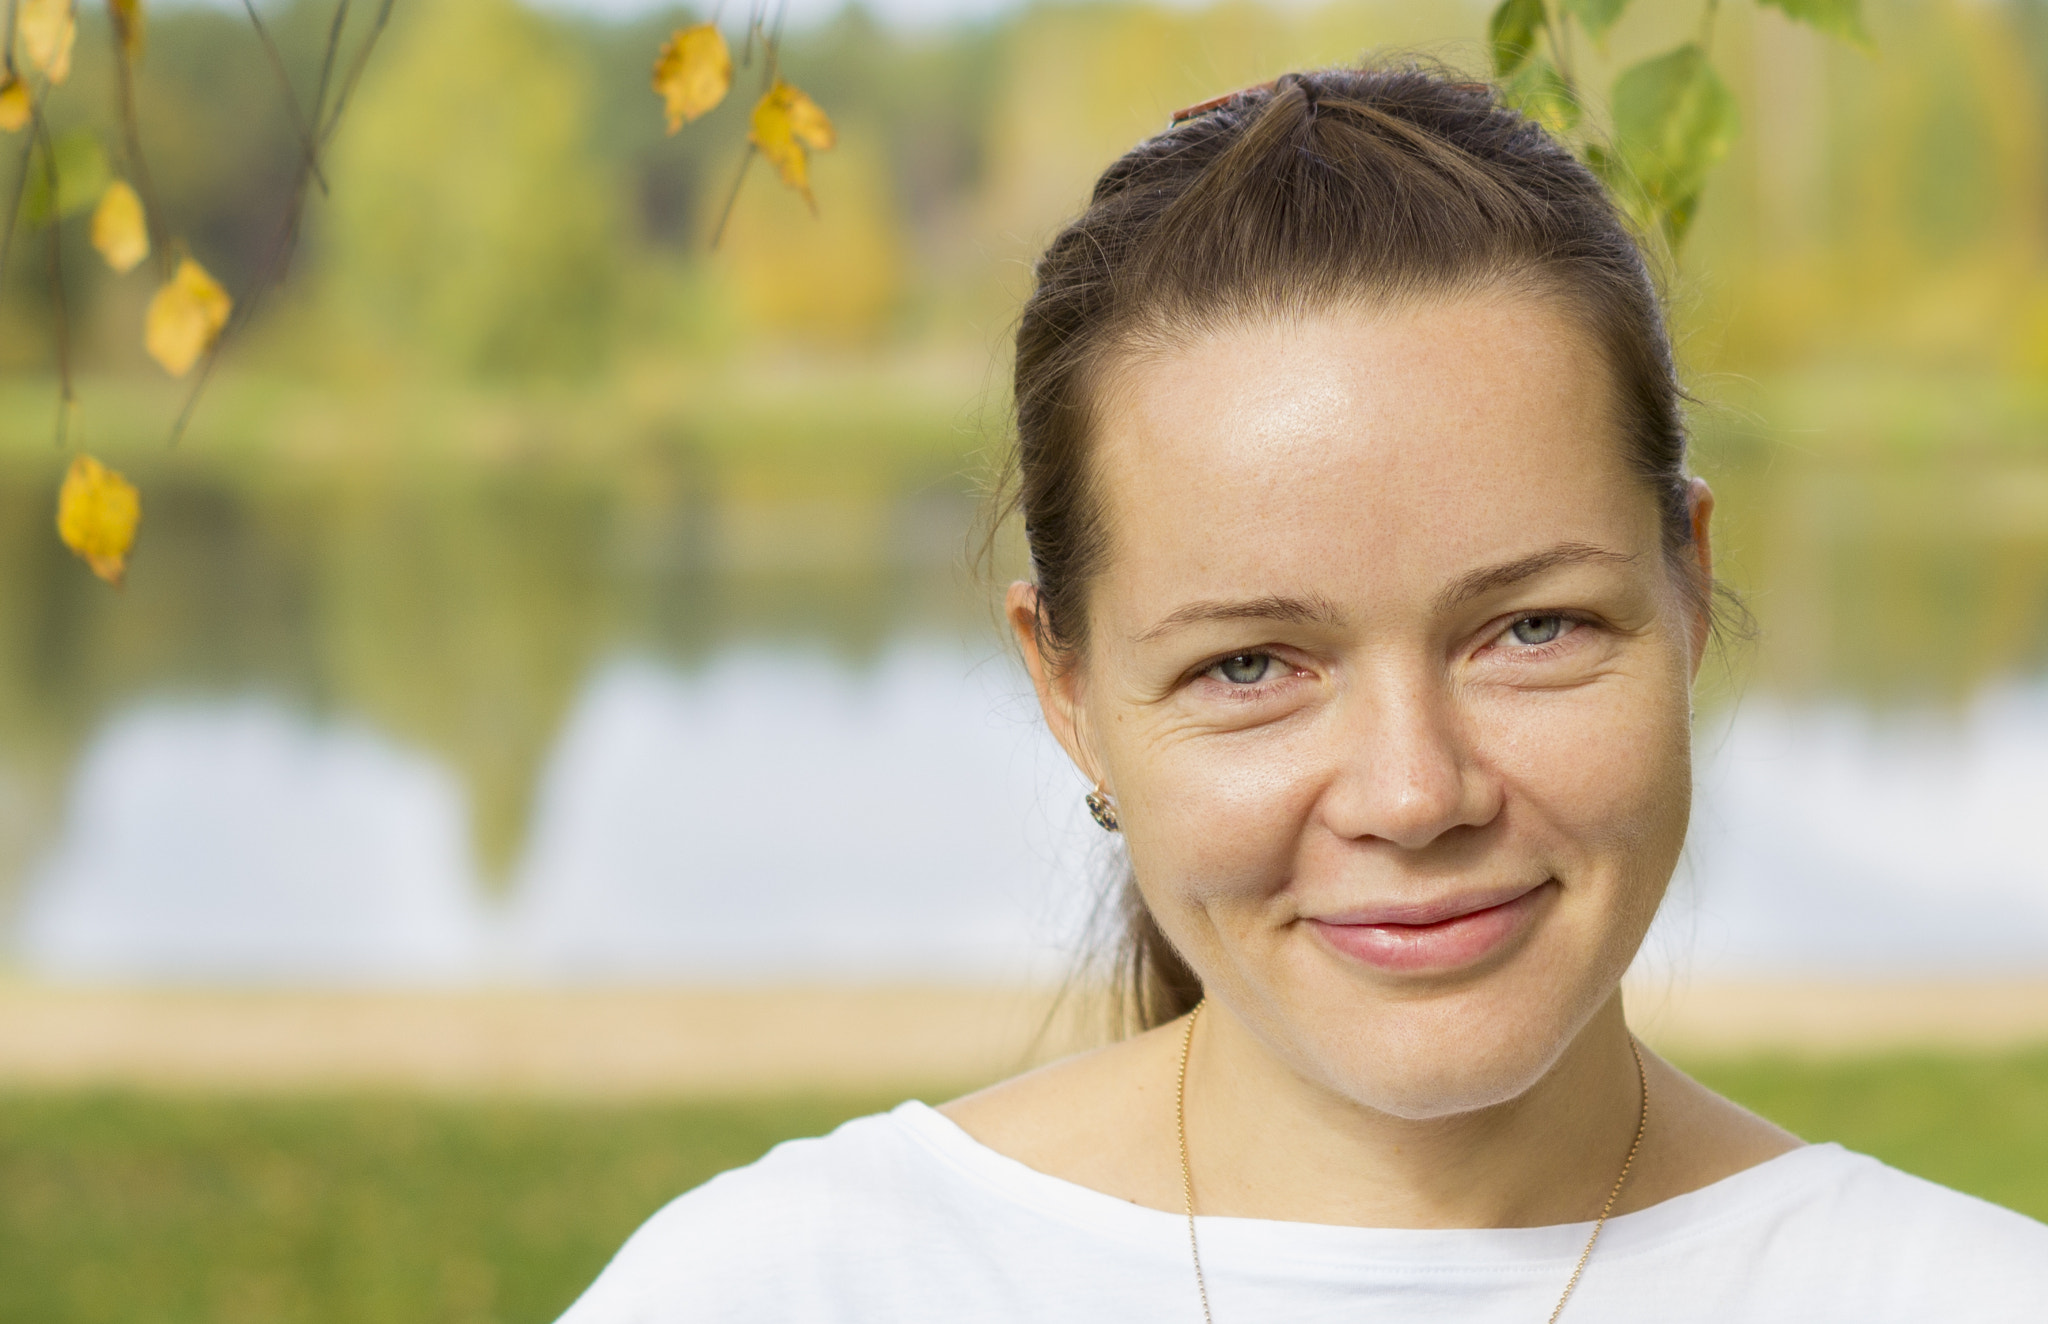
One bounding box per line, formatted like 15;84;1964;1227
559;1100;2048;1323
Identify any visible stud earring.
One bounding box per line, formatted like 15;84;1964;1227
1084;786;1121;833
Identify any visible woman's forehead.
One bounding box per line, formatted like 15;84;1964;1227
1087;298;1656;607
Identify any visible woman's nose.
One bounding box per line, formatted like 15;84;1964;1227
1315;668;1502;850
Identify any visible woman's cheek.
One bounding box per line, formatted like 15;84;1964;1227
1471;672;1691;862
1122;725;1325;905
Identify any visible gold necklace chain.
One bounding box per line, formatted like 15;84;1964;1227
1173;1001;1650;1324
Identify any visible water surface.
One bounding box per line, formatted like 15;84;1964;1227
5;436;2046;981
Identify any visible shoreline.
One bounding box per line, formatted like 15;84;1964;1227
0;979;2043;1098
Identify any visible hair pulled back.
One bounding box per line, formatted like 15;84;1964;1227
1001;64;1696;1032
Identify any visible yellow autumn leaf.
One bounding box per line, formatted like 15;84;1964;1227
0;76;29;133
57;454;141;587
652;23;731;133
144;257;232;377
749;80;836;208
92;180;149;274
20;0;77;85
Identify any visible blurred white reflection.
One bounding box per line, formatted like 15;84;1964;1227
1649;684;2048;976
15;702;489;982
502;645;1101;981
10;654;2048;983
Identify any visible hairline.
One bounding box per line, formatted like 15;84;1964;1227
1041;268;1673;672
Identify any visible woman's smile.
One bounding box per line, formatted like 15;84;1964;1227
1305;878;1558;975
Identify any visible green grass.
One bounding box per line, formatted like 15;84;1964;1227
1685;1048;2048;1223
0;1089;907;1324
2;1051;2045;1324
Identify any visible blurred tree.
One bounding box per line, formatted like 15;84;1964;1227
318;0;623;378
718;131;904;345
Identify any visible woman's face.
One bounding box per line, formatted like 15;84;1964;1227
1016;293;1712;1119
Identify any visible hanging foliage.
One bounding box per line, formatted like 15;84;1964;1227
1485;0;1865;246
0;75;29;130
650;4;836;245
652;22;732;132
56;454;141;587
19;0;78;84
2;0;394;586
90;177;148;273
749;78;835;209
144;256;232;377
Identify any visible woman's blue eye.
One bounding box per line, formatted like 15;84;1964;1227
1509;615;1569;646
1215;653;1275;684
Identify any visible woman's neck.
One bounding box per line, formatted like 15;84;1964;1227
1184;992;1645;1229
940;988;1800;1229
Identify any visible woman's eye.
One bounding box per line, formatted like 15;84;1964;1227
1211;652;1279;685
1506;615;1573;647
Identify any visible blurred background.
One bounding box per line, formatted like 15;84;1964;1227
2;0;2046;1319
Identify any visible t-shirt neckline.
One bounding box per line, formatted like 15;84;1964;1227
888;1099;1854;1273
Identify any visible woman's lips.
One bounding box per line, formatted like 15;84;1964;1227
1307;881;1554;974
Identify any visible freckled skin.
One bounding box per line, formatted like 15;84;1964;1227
1082;296;1691;1115
947;294;1798;1232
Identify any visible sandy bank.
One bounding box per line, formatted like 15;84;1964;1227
0;979;2043;1097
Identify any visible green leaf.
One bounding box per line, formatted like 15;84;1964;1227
1662;191;1702;245
20;130;110;225
1610;43;1738;223
1563;0;1630;40
1488;0;1547;78
1582;141;1616;182
1756;0;1868;48
1503;58;1581;136
1580;140;1655;237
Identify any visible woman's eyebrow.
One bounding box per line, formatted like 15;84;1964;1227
1132;593;1343;644
1433;542;1638;612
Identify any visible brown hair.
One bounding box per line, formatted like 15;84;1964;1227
997;64;1702;1032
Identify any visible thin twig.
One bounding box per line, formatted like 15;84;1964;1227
765;0;788;80
309;0;353;133
109;3;172;281
163;151;315;443
239;0;331;194
167;339;222;446
36;117;71;446
170;0;394;445
168;150;311;446
710;147;754;248
0;83;46;307
740;0;764;68
319;0;394;143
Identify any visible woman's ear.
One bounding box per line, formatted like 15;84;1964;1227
1685;477;1717;676
1006;581;1102;785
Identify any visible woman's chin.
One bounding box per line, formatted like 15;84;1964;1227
1325;1037;1570;1120
1265;962;1616;1121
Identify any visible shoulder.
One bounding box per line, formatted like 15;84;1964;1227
1812;1147;2048;1258
939;1019;1188;1213
1741;1145;2048;1316
554;1105;947;1323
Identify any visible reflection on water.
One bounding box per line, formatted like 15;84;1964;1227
1658;685;2048;975
15;650;2048;982
16;644;1102;983
18;702;490;981
3;434;2048;981
0;436;986;889
504;647;1097;980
